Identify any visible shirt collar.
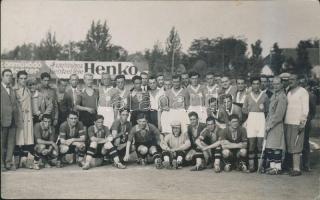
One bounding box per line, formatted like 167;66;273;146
94;125;104;134
2;82;10;89
136;124;150;132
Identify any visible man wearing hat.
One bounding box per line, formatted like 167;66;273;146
279;72;291;93
160;121;191;169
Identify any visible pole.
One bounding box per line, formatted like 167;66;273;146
171;49;175;74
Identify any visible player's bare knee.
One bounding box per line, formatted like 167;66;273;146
90;142;98;149
114;138;121;146
239;149;247;157
52;150;58;157
76;143;86;152
60;145;69;154
35;144;46;154
185;154;192;161
138;145;148;155
222;149;231;158
103;142;114;150
149;146;157;154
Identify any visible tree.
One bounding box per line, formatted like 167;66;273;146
248;40;264;75
270;43;285;75
145;41;167;75
188;37;248;76
165;27;182;74
36;31;62;60
295;40;313;75
81;20;112;61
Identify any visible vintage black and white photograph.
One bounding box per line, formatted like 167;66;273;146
1;0;320;199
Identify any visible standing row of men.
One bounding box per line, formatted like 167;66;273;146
1;69;316;176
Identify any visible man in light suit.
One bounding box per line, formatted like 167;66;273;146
1;69;18;171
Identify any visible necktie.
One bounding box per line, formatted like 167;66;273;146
6;85;10;95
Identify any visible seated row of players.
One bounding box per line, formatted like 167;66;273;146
34;106;247;173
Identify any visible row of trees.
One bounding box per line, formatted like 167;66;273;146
1;20;319;77
1;21;128;62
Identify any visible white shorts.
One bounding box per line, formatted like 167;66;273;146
244;112;265;138
160;109;188;134
188;106;207;123
97;106;114;128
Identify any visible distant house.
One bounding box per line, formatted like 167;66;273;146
261;64;274;76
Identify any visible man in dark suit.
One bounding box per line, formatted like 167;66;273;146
141;72;149;92
186;111;207;171
1;69;18;171
62;74;81;114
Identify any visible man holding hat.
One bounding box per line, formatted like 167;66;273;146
160;121;191;169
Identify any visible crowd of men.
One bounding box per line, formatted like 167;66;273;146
1;68;317;177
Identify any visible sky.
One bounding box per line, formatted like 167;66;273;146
1;0;320;57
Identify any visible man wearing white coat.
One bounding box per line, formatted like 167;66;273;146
284;74;309;177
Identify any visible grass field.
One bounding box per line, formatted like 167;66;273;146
1;107;320;200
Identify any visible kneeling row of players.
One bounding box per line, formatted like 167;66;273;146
33;110;247;172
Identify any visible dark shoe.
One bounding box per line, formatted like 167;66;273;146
56;161;63;168
302;166;311;172
206;163;214;169
14;156;20;169
1;165;7;172
239;161;248;173
5;163;16;171
176;161;183;169
154;158;163;169
289;170;302;177
162;160;171;169
249;166;256;173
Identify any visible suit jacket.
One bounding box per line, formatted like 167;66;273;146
1;84;18;127
187;122;207;149
39;86;58;122
63;87;81;112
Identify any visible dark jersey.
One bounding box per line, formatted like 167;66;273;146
34;122;55;142
199;127;223;145
111;119;132;144
128;123;161;145
87;125;110;140
59;121;85;140
220;127;247;144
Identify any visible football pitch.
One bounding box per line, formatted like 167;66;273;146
2;160;320;200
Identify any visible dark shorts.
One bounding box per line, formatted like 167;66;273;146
285;124;305;154
93;144;105;158
79;111;96;127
